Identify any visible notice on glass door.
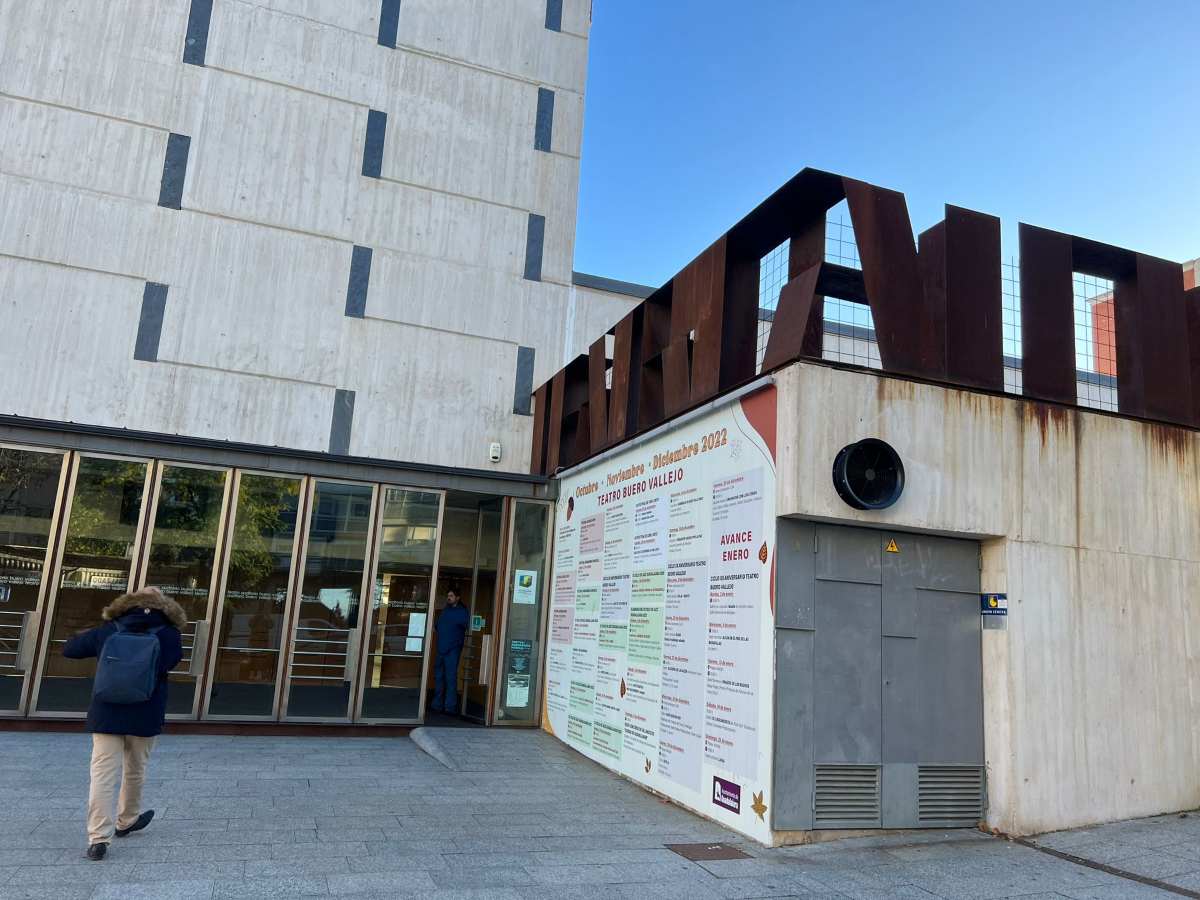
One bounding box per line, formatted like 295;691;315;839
544;387;777;844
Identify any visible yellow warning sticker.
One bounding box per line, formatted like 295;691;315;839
885;538;900;553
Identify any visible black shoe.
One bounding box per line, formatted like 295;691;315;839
115;810;154;838
86;842;108;861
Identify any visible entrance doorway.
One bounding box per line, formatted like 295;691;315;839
426;493;505;723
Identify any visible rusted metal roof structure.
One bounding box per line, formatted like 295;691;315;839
530;168;1200;475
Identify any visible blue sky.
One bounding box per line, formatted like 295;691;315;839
573;1;1200;287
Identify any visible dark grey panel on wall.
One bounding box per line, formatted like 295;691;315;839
545;0;563;31
183;0;214;66
134;283;169;362
813;579;882;764
513;346;536;415
775;518;814;630
524;213;546;282
329;389;356;455
771;629;814;830
881;764;919;829
916;588;985;763
378;0;401;48
882;635;920;763
362;110;387;178
815;524;881;584
157;133;191;210
345;246;373;318
535;88;555;152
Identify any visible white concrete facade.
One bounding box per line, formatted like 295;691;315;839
774;359;1200;836
0;0;637;472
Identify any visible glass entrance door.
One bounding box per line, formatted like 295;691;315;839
204;472;303;719
427;493;506;722
281;479;376;721
138;463;231;717
34;455;153;714
0;447;68;713
356;487;442;722
494;500;552;725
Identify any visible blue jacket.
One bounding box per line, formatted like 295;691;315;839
435;603;470;653
64;606;183;737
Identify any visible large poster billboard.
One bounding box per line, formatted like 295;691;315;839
544;387;777;842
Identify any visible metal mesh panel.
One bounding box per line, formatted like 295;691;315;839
754;208;880;374
917;765;985;826
1073;273;1118;411
756;241;790;373
813;764;881;828
1002;257;1022;394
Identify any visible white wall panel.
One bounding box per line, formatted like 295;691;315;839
0;97;167;203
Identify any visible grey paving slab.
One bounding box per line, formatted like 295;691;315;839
0;731;1193;900
210;875;329;898
326;870;439;894
90;879;216;899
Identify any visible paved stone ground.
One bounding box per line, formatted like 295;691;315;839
0;728;1194;899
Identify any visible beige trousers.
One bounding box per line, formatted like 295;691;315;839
87;733;156;844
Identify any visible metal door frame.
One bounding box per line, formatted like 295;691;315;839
0;443;71;716
28;451;156;718
459;498;502;720
350;485;446;724
489;496;554;726
279;477;379;723
135;460;234;720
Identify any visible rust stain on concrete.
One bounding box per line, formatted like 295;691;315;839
1145;421;1192;464
1023;401;1073;448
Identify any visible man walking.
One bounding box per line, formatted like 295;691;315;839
430;588;469;714
64;586;184;860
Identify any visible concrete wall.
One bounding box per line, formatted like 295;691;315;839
0;0;635;472
774;360;1200;836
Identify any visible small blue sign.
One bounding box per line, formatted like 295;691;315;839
981;593;1007;616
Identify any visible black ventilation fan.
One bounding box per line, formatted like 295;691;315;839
832;439;905;510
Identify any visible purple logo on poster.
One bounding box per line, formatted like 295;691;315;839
712;776;741;814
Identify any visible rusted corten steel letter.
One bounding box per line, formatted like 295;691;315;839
545;370;565;474
530;382;550;475
1019;224;1077;406
843;178;945;379
943;207;1003;391
760;262;821;373
607;310;638;446
587;337;609;452
1189;287;1200;426
667;235;758;413
1114;254;1192;425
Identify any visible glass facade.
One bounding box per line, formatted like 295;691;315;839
36;456;150;713
0;448;65;712
0;445;552;726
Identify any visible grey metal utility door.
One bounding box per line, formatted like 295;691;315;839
772;521;984;831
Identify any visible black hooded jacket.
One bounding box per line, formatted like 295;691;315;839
63;592;184;737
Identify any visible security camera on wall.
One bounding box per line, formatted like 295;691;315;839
488;442;502;463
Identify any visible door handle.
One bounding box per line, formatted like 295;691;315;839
14;611;34;673
189;621;210;677
478;634;492;686
343;627;361;682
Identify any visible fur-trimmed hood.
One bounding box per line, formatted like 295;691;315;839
102;587;187;629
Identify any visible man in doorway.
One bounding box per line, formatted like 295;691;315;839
430;588;469;714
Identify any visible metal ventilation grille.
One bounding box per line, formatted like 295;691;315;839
813;765;881;828
918;766;984;826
